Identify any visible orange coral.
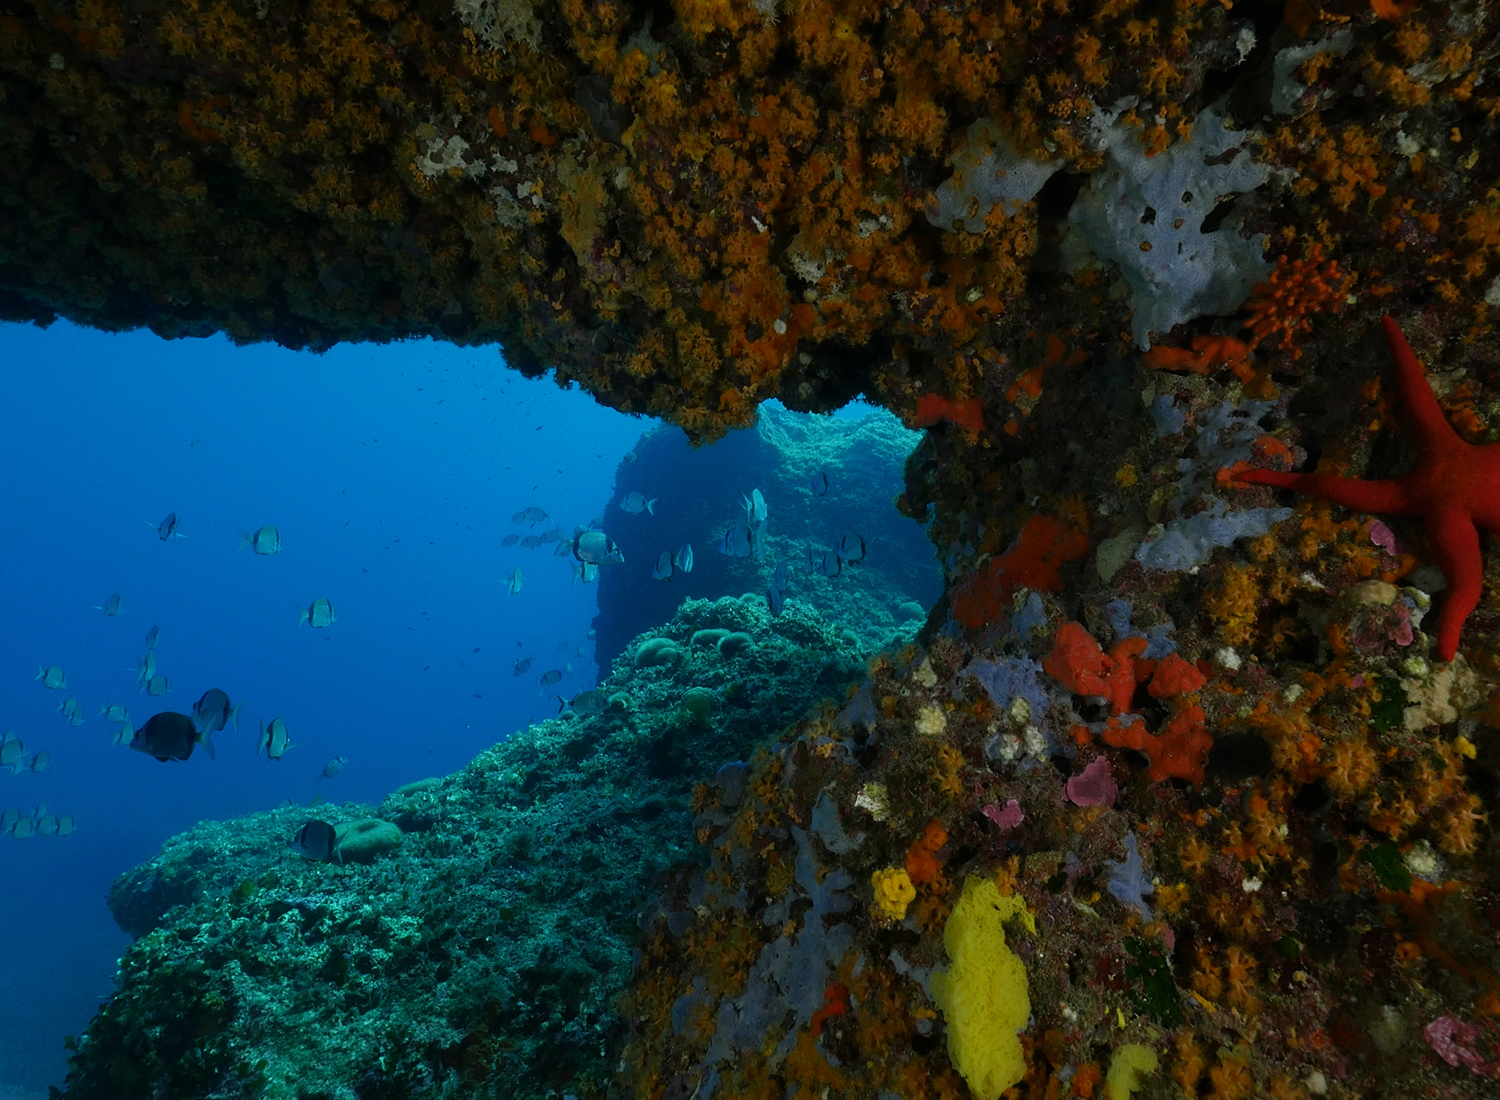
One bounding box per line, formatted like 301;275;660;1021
1243;244;1354;359
1042;622;1148;715
950;515;1089;629
1145;334;1254;381
905;819;949;886
913;392;986;433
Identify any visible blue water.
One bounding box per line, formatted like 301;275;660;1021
0;321;649;1095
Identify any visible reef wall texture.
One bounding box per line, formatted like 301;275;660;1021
592;402;940;670
13;0;1500;1098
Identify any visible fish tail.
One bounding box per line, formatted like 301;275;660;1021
647;497;657;515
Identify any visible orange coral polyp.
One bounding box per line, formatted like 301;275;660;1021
950;515;1089;629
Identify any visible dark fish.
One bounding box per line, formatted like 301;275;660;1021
145;625;160;650
539;528;564;543
289;820;342;863
773;561;789;593
130;712;204;762
95;592;122;616
318;756;348;781
674;544;694;573
571;531;624;565
523;506;548;524
622;449;637;463
192;688;239;735
514;657;533;676
502;534;520;547
750;519;767;558
768;586;785;617
539;669;563;687
521;535;544;549
836;533;867;563
154;512;179;541
811;470;830;497
510;510;529;524
717;520;752;558
652;551;675;581
812;549;842;577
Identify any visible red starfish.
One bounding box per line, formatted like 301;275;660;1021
1237;315;1498;662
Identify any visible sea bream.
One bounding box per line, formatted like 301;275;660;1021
811;470;830;497
741;488;768;523
572;562;599;584
502;533;520;547
301;598;336;628
506;567;523;596
35;665;66;690
95;592;123;616
571;530;624;565
192;688;241;735
289;820;342;863
513;657;533;676
674;544;694;573
258;717;293;760
318;756;348;782
652;551;675;581
130;711;213;762
717;520;752;558
151;512;182;541
620;492;657;516
241;525;283;555
557;690;608;717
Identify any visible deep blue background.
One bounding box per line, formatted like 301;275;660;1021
0;321;650;1095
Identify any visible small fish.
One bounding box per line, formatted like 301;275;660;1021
741;488;767;523
523;506;549;524
513;657;533;676
652;551;675;581
289;820;342;863
557;690;608;717
58;698;83;726
768;586;785;617
773;561;789;593
575;645;587;657
622;449;638;463
241;525;283;555
301;598;336;629
553;539;573;556
99;704;129;722
521;535;544;549
151;512;181;541
571;530;624;565
571;561;599;584
130;711;204;762
192;688;240;735
57;815;75;836
1;736;25;775
113;721;133;747
539;669;563;687
318;756;348;782
510;510;528;524
836;533;868;563
145;675;170;697
717;520;752;558
35;665;66;691
811;470;830;497
145;625;160;650
506;567;523;596
134;652;156;684
674;544;694;573
258;717;293;760
95;592;123;616
539;528;563;543
812;549;842;577
501;533;520;547
750;519;767;558
11;816;35;840
620;492;657;516
28;751;49;773
0;808;17;832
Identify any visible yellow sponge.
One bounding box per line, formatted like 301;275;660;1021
929;877;1034;1100
1105;1043;1159;1100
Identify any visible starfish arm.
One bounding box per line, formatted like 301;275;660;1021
1382;315;1462;452
1235;468;1414;514
1425;506;1483;663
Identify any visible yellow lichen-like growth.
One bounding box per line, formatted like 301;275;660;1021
871;866;916;922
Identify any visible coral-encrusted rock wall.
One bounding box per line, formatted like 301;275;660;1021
11;0;1500;1098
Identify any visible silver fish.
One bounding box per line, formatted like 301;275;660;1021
113;721;133;747
750;519;767;558
28;751;49;773
96;592;123;616
145;625;160;650
811;470;830;497
811;548;842;577
57;815;75;836
302;598;336;629
1;736;25;774
259;717;293;760
768;586;785;617
773;561;789;593
289;820;342;863
510;510;528;524
242;525;282;555
134;652;156;684
741;488;767;523
717;521;752;558
523;506;548;524
620;492;657;515
557;690;607;716
836;533;867;563
571;530;623;565
674;544;694;573
12;816;35;839
318;756;348;781
652;551;675;581
152;512;180;541
539;669;562;687
145;675;170;697
35;814;58;837
58;698;83;726
506;567;523;596
622;449;637;463
0;808;17;832
35;665;66;690
513;657;533;676
99;703;129;722
502;533;520;547
521;535;544;549
572;561;599;584
539;528;564;543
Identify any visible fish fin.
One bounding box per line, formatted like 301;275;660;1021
201;733;216;762
647;497;657;515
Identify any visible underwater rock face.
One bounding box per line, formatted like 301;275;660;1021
594;403;939;671
76;598;868;1100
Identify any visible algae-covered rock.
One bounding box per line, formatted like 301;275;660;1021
716;632;755;658
634;638;683;667
333;818;402;864
679;687;717;724
690;628;730;648
66;598;868;1100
